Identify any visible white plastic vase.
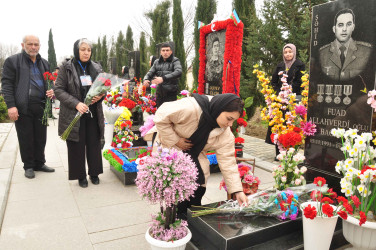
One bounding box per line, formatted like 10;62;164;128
342;215;376;249
103;124;114;149
300;201;338;250
145;227;192;250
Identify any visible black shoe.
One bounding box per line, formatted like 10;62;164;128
274;157;279;162
78;178;88;188
35;165;55;172
90;176;100;185
51;116;57;120
25;169;35;179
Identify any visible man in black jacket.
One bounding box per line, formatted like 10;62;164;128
143;43;182;108
1;35;55;179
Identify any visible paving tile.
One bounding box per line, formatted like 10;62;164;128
80;200;159;233
1;194;80;228
89;222;150;244
70;180;141;210
93;233;150;250
0;217;93;250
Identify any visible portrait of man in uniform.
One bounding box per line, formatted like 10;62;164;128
205;31;225;83
319;8;373;81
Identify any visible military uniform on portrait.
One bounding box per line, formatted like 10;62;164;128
319;38;372;81
206;58;223;82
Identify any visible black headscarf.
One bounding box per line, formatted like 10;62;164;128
73;39;92;70
185;93;240;184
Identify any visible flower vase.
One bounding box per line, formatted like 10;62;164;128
104;123;115;149
300;202;338;250
235;143;244;158
145;226;192;250
342;215;376;249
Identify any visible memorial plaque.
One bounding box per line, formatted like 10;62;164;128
305;0;376;187
204;30;226;95
128;51;140;81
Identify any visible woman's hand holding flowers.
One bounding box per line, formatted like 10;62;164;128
76;102;89;114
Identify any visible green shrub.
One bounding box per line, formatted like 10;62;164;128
0;96;8;122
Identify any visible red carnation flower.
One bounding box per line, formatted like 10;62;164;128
327;188;337;199
321;197;333;204
337;196;348;204
343;202;353;215
337;210;348;220
303;204;317;220
313;177;326;187
322;203;334;217
359;211;367;226
104;79;111;86
293;127;301;133
351;195;361;208
278;132;302;148
235;137;245;144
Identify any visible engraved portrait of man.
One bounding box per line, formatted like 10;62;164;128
205;31;225;83
319;8;373;81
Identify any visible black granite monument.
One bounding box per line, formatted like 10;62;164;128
128;51;140;82
305;0;376;191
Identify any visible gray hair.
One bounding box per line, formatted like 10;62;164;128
22;35;40;43
77;38;93;49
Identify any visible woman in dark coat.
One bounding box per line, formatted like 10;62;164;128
55;38;105;188
265;43;306;159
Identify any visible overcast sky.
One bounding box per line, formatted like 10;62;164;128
1;0;262;64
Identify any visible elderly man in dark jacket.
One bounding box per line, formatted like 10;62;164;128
1;35;55;179
143;43;182;108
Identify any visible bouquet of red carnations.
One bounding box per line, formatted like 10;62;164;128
60;73;126;140
42;71;57;125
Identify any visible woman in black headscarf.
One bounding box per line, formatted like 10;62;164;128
265;43;305;160
55;38;105;188
146;93;249;218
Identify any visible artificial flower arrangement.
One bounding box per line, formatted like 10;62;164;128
219;163;260;196
111;108;136;149
42;71;58;125
61;73;125;140
103;146;152;173
103;86;123;107
301;177;363;224
139;115;155;137
254;66;315;190
140;95;157;115
192;184;316;219
273;148;307;190
135;147;199;242
331;128;376;222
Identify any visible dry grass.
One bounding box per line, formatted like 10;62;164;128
244;107;268;140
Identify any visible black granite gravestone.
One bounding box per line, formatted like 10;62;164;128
128;51;140;81
188;202;348;249
305;0;376;191
204;30;226;95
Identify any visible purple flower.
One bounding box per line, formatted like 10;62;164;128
294;105;307;117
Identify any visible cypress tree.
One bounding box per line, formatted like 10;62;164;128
96;37;102;65
47;29;57;71
192;0;217;89
145;0;171;55
124;25;134;66
139;32;148;78
116;31;125;74
101;35;108;71
172;0;187;91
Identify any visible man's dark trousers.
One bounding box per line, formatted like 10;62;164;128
15;103;47;170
